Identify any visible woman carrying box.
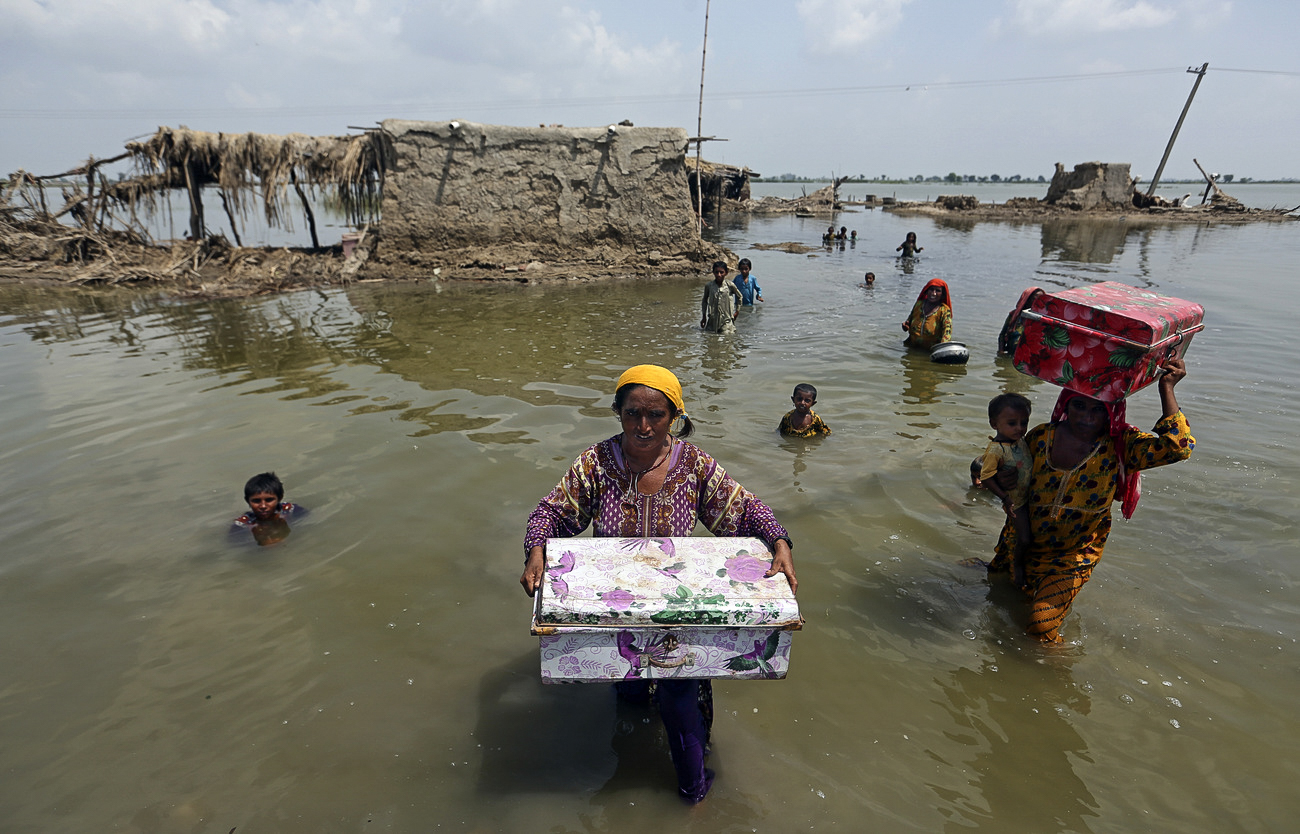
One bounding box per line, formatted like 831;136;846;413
521;364;795;803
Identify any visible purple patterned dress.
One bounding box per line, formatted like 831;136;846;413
524;434;789;803
524;435;789;551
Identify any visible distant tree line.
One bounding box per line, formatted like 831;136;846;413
755;172;1279;184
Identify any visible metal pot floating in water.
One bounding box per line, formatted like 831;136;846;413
930;341;969;365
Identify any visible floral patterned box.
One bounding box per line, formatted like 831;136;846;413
1012;282;1204;402
531;536;801;684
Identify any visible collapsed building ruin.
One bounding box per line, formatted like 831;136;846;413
1043;162;1135;210
1;120;724;291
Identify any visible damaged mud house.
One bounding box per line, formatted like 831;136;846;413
1;120;736;294
2;120;1292;296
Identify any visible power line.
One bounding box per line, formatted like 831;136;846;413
0;66;1289;121
1211;67;1300;77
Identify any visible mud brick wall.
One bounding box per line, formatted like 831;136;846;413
1045;162;1134;210
373;120;710;275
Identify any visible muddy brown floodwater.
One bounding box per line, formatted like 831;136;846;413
0;202;1296;832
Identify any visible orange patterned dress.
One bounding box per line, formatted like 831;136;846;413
989;411;1194;641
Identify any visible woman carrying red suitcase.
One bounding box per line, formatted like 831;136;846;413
987;358;1195;642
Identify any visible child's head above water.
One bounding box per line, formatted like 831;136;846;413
244;472;284;521
245;472;283;501
738;258;752;274
987;393;1031;442
791;383;818;412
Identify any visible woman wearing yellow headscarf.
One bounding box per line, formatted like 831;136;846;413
521;364;795;803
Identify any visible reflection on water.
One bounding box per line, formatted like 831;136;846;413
1041;218;1129;265
932;645;1099;832
899;349;966;412
1;208;1298;831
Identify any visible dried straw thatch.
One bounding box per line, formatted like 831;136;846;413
687;159;757;214
119;126;383;241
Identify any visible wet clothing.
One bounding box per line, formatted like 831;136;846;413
524;436;789;552
903;279;953;350
525;434;790;799
997;286;1044;355
980;438;1031;508
733;274;762;306
903;302;952;349
231;502;304;530
701;280;743;333
988;412;1195;641
778;409;832;438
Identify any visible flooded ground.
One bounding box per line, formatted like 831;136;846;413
0;203;1296;832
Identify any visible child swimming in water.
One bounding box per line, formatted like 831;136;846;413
231;472;306;546
896;231;923;257
778;384;832;437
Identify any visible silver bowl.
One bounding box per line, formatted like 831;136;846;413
930;341;970;365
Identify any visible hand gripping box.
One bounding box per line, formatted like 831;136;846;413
531;537;802;684
1012;281;1204;402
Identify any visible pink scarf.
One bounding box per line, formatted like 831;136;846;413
1051;390;1142;519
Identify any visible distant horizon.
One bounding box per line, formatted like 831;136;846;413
3;3;1297;181
752;175;1297;185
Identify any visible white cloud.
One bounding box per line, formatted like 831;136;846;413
2;0;232;50
796;0;913;53
1011;0;1176;34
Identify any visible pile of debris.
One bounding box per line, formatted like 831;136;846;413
935;195;980;211
742;178;849;216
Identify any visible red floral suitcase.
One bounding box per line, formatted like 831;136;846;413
1012;282;1204;402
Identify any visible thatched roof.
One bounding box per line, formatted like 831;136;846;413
118;126;383;230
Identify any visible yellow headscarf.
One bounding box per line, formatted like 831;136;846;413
615;365;685;414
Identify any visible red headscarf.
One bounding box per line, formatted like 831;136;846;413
997;286;1043;354
915;279;952;315
1050;389;1142;518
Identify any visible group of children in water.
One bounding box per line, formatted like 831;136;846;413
776;387;1034;587
820;226;922;257
823;226;858;244
700;259;762;333
765;229;1030;579
239;229;973;547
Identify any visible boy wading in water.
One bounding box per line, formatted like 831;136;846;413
700;261;743;333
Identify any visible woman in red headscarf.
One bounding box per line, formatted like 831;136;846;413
902;279;952;350
987;358;1195;642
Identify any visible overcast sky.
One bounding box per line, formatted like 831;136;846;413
2;0;1296;181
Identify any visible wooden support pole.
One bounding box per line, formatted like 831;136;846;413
291;170;320;249
1193;158;1226;200
84;155;96;231
183;155;205;241
693;0;711;235
32;151;131;183
219;190;244;247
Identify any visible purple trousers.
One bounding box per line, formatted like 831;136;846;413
615;679;713;802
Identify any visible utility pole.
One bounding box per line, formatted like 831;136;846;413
1146;63;1209;197
693;0;711;234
